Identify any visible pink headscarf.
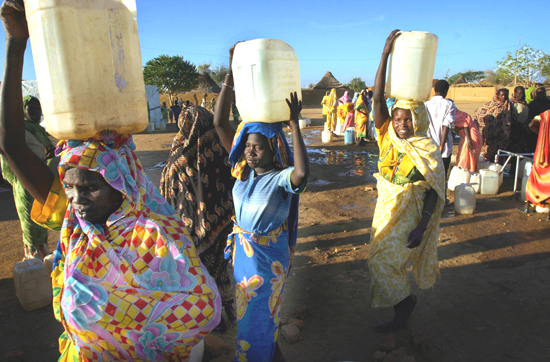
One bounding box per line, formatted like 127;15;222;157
339;91;352;105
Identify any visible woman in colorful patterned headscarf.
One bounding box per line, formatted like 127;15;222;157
214;43;310;362
474;88;515;162
0;95;53;259
370;30;445;333
0;7;221;358
160;105;237;332
337;90;354;130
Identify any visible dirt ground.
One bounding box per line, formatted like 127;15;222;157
1;102;550;362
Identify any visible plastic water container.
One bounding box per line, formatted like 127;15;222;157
145;123;155;133
189;340;204;362
25;0;148;140
299;119;307;129
13;258;53;311
232;39;301;123
449;154;457;170
479;169;499;195
488;163;504;187
455;183;476;214
156;120;166;130
448;166;471;191
518;158;532;179
387;32;439;101
43;254;55;272
521;161;533;202
477;157;491;171
344;128;355;145
322;130;332;143
470;172;481;193
334;122;344;136
304;117;311;126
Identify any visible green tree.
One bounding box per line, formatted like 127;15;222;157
198;62;212;74
496;45;550;87
143;55;200;104
210;64;229;85
346;77;367;92
446;70;486;84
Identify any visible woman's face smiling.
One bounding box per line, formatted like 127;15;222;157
244;133;274;174
63;168;123;224
392;108;414;139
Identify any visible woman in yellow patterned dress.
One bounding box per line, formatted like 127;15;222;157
370;30;446;332
325;88;338;132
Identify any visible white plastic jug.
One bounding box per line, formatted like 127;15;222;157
479;169;499;195
156;120;167;130
322;130;332;143
232;39;301;123
488;163;504;187
470;172;481;193
299;119;307;129
25;0;148;140
521;161;533;201
448;166;470;191
43;254;55;272
13;258;53;311
334;122;344;136
455;183;476;214
387;31;439;101
189;339;204;362
477;157;491;171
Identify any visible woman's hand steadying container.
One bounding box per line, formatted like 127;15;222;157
383;29;400;56
286;91;302;127
0;0;29;41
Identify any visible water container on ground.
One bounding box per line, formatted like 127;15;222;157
334;122;344;136
387;32;439;101
518;158;532;179
321;130;332;143
232;39;301;123
344;128;355;145
448;166;470;191
298;119;307;129
44;254;55;272
303;117;311;126
156;120;166;130
479;169;499;195
488;163;504;186
189;339;204;362
521;161;533;202
455;183;476;214
478;157;491;170
13;258;53;311
470;172;481;193
25;0;148;140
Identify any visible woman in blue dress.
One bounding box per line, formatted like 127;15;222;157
214;43;310;362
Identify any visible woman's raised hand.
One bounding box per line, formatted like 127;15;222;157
0;0;29;41
383;29;401;56
286;92;302;126
229;41;244;70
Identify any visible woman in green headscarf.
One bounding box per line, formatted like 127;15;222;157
0;95;53;259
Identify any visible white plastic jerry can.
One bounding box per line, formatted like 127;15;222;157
448;166;470;191
488;163;504;187
470;172;481;193
13;258;53;311
321;130;332;143
232;39;301;124
387;31;439;101
455;183;476;215
479;169;499;195
25;0;148;140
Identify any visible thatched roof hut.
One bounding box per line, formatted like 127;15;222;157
313;71;345;89
452;75;467;85
189;72;221;94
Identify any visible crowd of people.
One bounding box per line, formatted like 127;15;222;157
1;0;549;359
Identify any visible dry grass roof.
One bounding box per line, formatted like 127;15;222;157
313;71;345;89
189;72;221;94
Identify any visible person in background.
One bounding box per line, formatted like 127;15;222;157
1;95;53;260
475;88;514;163
0;1;221;359
169;105;174;123
337;90;354;133
425;79;456;201
370;30;445;333
171;101;182;124
160;105;237;332
508;86;532;171
214;42;310;362
210;96;216;113
321;91;330;123
326;88;338;132
231;99;240;124
160;101;169;124
454;108;482;172
201;93;208;108
520;109;550;221
526;87;550;153
354;89;370;145
525;86;537;104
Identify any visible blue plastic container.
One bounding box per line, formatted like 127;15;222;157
344;129;355;145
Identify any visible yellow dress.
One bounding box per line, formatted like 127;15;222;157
368;101;445;308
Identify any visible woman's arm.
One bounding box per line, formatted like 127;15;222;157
213;43;240;154
406;187;438;248
285;92;309;188
0;0;53;204
373;30;400;129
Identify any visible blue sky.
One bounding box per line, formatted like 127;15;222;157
1;0;549;87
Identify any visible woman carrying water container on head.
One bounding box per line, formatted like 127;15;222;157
214;40;309;362
369;30;445;332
